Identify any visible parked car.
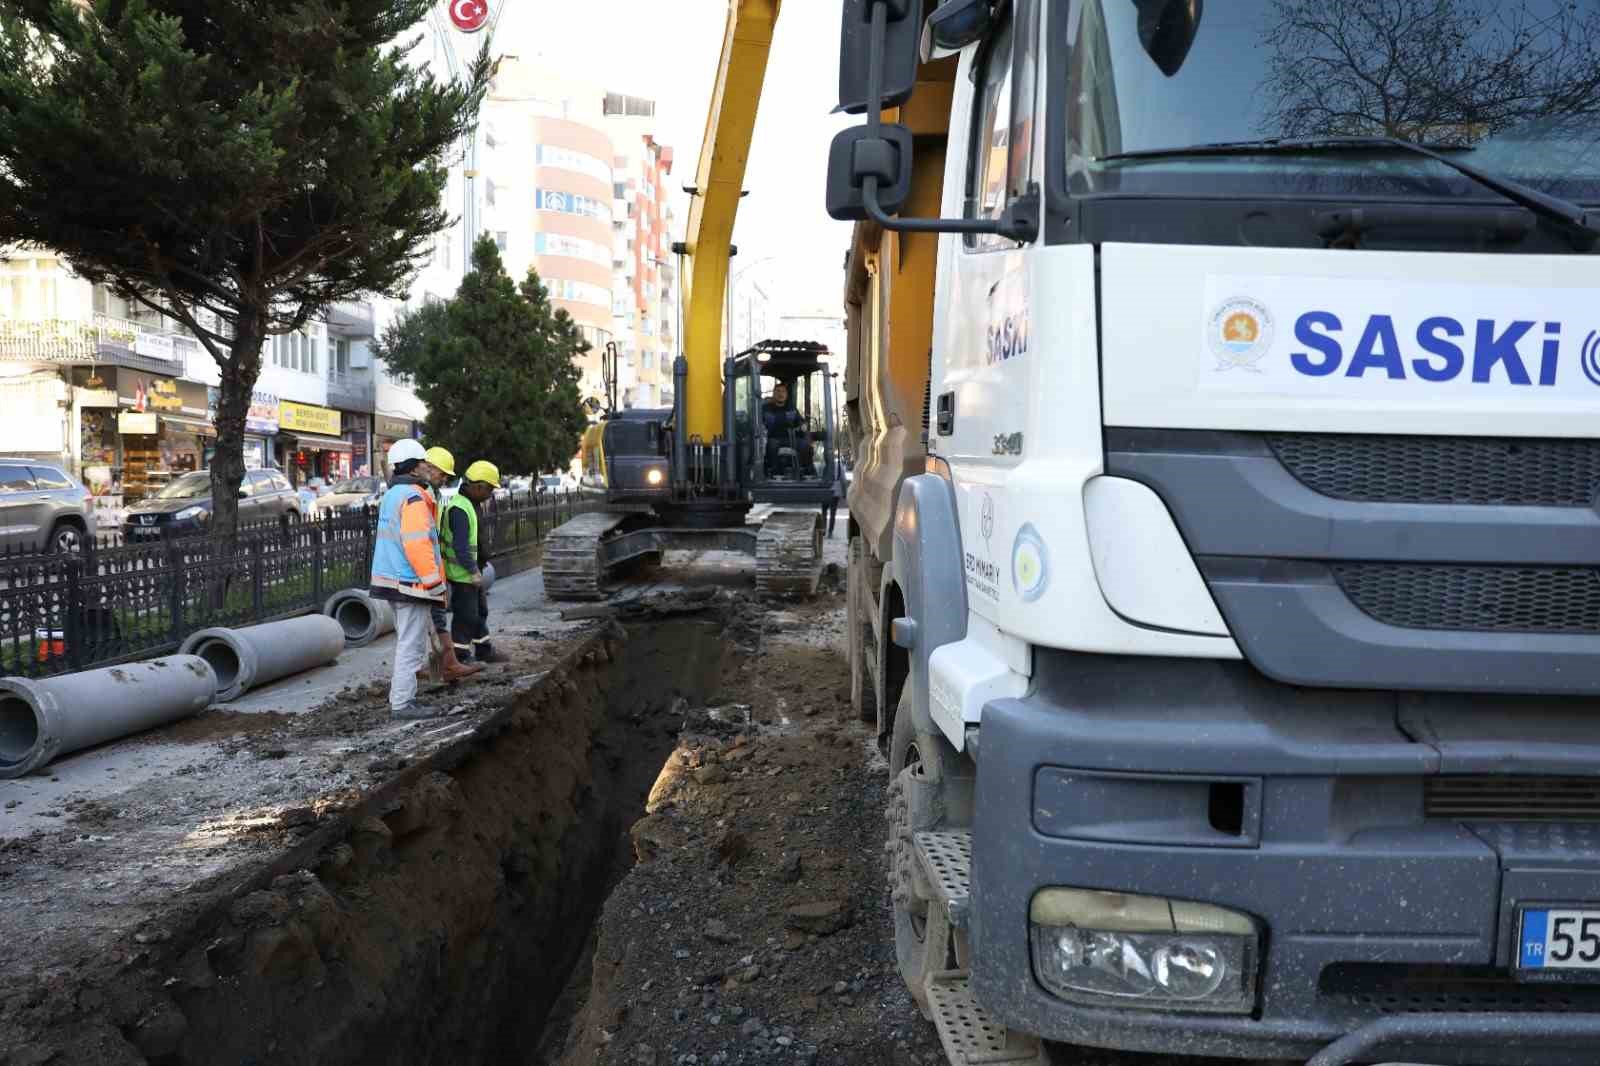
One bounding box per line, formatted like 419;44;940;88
123;468;300;539
312;476;386;515
538;472;578;494
0;459;93;553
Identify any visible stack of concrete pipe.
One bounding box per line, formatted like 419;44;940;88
322;589;395;648
0;656;217;779
179;614;346;703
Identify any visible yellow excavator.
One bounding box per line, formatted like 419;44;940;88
546;0;842;599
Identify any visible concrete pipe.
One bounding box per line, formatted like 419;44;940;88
322;589;395;649
179;614;345;703
0;656;218;779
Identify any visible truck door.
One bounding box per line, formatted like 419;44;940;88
933;2;1040;612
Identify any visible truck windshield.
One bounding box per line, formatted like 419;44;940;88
1067;0;1600;201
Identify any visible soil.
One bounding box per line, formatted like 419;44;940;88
544;587;947;1066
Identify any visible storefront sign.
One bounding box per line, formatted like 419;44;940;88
77;388;118;408
118;371;183;412
375;414;413;439
280;401;341;436
178;381;210;417
134;332;176;360
246;390;279;435
118;411;158;435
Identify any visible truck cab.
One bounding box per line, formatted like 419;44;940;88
831;2;1600;1063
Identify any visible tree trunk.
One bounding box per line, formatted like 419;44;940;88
211;314;268;540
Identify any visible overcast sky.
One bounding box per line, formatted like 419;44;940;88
492;0;854;315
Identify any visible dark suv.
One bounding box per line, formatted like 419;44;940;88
0;460;94;553
124;468;301;539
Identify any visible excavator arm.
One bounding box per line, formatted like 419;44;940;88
679;0;781;442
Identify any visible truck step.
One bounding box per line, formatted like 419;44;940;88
927;972;1046;1065
914;829;972;927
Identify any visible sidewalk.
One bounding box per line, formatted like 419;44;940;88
2;564;589;837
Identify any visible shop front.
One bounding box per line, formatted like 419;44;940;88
373;414;417;478
341;412;373;478
279;401;351;486
113;370;211;503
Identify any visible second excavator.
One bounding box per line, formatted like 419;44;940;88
545;0;842;601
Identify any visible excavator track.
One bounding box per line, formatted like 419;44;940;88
755;510;823;598
543;511;632;600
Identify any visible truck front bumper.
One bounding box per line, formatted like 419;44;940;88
969;651;1600;1065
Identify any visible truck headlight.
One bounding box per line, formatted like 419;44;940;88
1029;888;1258;1014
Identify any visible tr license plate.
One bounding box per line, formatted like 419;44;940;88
1518;909;1600;970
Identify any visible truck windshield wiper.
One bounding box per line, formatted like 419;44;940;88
1098;136;1600;242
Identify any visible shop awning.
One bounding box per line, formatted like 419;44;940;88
158;414;217;437
281;431;353;453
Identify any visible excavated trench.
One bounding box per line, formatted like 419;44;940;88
133;618;727;1066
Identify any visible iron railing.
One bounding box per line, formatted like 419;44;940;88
0;489;595;679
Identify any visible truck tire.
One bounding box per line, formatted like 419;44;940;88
887;685;952;1017
848;536;876;723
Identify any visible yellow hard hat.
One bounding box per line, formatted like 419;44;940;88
464;460;501;487
423;446;456;477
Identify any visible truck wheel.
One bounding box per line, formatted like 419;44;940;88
848;536;876;723
886;686;951;1017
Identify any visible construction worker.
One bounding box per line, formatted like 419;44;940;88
369;439;462;719
441;460;507;663
408;445;483;685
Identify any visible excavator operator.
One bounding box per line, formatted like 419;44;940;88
762;381;815;478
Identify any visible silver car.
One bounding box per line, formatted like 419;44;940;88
0;460;93;553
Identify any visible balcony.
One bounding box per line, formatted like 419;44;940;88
325;301;376;339
0;313;187;374
326;369;376;411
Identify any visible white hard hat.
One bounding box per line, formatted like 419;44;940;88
387;438;427;466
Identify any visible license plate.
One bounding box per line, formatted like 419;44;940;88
1518;909;1600;970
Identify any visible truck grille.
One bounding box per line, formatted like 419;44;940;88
1426;778;1600;823
1331;563;1600;633
1266;433;1600;506
1322;964;1600;1014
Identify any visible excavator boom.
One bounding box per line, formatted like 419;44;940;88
679;0;781;442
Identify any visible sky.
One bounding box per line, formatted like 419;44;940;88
493;0;855;315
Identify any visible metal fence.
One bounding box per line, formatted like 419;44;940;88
0;489;594;680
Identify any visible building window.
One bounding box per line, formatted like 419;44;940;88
533;145;612;184
495;231;509;251
603;92;655;118
532;231;610;265
534;188;611;222
486;178;497;206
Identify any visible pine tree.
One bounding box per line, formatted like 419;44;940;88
0;0;488;534
376;236;589;478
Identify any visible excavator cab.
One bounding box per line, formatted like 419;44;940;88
730;340;841;509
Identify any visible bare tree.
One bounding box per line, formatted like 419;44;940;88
1259;0;1600;143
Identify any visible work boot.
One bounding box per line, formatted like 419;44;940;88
476;641;510;664
392;702;444;720
438;634;483;683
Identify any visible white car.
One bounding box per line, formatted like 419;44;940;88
538;473;578;494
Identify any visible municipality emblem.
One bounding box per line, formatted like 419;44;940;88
1208;297;1274;372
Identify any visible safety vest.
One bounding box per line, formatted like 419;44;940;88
440;492;479;585
370;482;445;601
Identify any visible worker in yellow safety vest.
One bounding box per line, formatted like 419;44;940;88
440;459;507;664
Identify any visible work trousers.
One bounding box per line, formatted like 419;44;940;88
449;581;488;660
390;602;434;710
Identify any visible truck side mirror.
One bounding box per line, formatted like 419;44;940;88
826;124;914;221
920;0;992;60
838;0;924;114
1133;0;1204;77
